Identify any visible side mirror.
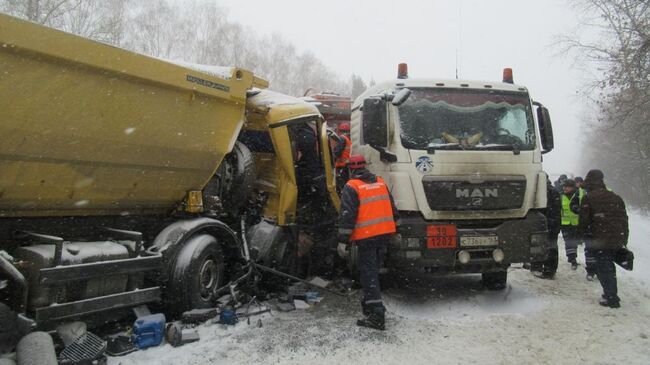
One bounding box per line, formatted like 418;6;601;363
534;102;554;154
362;97;388;148
391;88;411;106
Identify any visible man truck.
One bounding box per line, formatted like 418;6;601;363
349;64;554;289
0;13;339;358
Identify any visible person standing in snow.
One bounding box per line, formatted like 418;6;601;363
561;179;580;269
337;155;400;331
554;174;568;193
570;176;597;280
577;169;628;308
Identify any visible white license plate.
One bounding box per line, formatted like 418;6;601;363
460;235;498;247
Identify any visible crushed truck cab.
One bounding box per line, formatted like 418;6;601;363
350;65;554;288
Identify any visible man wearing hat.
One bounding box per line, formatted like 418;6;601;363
561;179;580;269
337;155;400;330
577;169;628;308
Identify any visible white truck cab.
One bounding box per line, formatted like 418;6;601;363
350;65;555;288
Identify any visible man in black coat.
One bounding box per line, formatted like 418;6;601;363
577;169;629;308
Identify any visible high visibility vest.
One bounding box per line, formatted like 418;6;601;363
348;177;396;241
335;135;351;168
578;188;585;203
561;194;579;226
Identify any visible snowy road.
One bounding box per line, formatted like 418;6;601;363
111;212;650;365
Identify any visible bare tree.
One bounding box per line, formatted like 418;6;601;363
560;0;650;209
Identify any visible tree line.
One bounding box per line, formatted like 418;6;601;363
561;0;649;210
0;0;366;97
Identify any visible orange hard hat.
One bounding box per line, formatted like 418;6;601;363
348;155;366;169
338;122;350;132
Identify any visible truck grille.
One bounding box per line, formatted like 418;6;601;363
422;176;526;211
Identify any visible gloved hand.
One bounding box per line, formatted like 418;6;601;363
337;243;349;258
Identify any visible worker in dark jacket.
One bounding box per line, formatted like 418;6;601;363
536;177;562;279
570;176;597;280
577;169;629;308
337;155;400;330
292;122;326;225
561;179;580;269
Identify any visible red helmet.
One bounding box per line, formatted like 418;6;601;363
348;155;366;169
338;122;350;132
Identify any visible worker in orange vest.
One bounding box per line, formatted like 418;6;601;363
337;155;400;330
335;122;352;192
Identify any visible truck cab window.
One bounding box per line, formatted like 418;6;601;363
397;88;536;151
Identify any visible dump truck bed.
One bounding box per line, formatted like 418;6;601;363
0;14;267;217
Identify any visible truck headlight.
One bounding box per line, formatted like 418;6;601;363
458;250;471;264
406;238;420;248
531;232;547;246
492;248;505;263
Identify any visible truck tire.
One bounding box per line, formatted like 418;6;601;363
16;332;57;365
168;234;224;313
482;270;508;290
205;141;256;218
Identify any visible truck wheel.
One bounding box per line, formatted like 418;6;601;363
482;270;508;290
168;234;224;313
205;141;256;217
16;332;57;365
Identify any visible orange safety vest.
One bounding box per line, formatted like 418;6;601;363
348;177;396;241
335;135;352;168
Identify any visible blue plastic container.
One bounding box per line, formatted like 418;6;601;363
219;306;237;325
132;313;166;349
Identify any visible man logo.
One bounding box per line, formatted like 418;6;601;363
416;156;433;174
456;188;498;198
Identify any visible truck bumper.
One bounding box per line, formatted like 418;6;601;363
389;211;548;274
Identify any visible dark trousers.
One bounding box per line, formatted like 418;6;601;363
542;234;559;276
585;246;597;275
357;235;388;314
595;249;619;302
561;225;578;262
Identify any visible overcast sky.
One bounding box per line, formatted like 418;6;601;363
220;0;589;176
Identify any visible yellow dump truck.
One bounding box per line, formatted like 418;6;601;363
0;13;339;350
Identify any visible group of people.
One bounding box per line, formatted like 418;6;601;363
537;171;629;309
303;121;630;331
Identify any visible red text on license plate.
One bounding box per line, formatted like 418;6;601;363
426;224;457;249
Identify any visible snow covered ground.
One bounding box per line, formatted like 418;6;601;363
111;211;650;365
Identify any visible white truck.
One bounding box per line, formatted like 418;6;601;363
349;65;554;289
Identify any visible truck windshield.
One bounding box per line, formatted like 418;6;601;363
398;88;536;151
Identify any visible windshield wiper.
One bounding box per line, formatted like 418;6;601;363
475;143;521;155
426;143;521;155
426;143;463;154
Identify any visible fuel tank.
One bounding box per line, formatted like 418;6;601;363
13;241;129;310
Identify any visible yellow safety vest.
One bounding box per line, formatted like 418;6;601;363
561;194;579;226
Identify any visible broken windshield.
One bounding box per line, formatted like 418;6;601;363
398;88;536;151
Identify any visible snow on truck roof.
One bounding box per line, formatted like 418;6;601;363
353;78;530;107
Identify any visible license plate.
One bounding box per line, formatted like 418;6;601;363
460;235;499;247
426;224;457;249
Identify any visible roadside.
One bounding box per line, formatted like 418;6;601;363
111;211;650;365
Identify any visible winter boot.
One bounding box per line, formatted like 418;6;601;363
357;312;385;331
586;273;596;281
599;295;620;308
357;306;385;331
570;261;579;270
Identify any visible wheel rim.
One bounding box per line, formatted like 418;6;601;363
199;259;219;301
